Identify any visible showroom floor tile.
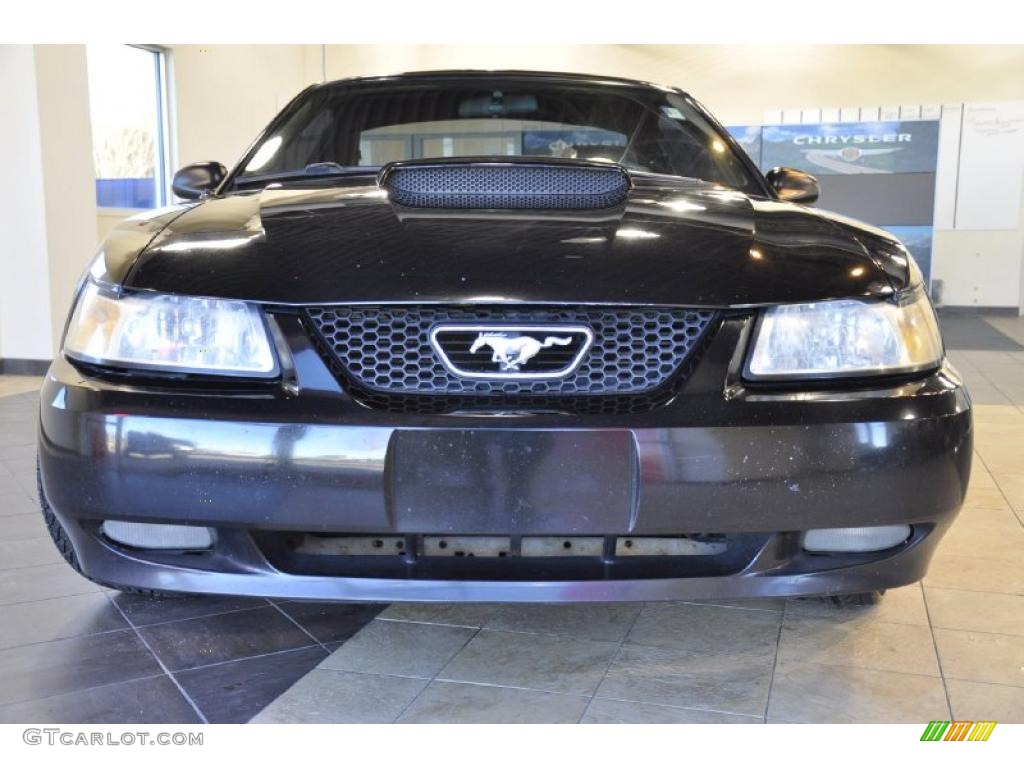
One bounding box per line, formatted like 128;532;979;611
767;662;950;723
173;646;329;724
442;628;620;696
252;669;429;724
945;679;1024;723
320;619;477;679
598;639;776;716
0;675;204;724
581;696;762;724
135;605;320;672
397;680;589;724
4;312;1024;723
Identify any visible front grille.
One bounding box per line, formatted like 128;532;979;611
381;163;630;209
305;305;718;414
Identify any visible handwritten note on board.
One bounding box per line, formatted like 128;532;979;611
955;102;1024;230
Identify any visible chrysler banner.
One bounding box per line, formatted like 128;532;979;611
759;121;941;175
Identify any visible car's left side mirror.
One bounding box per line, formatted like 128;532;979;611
765;167;820;205
171;162;227;200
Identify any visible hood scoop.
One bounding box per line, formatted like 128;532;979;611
379;159;631;210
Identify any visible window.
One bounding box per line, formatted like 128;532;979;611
86;45;171;209
232;81;761;195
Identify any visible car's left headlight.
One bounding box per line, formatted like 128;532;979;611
746;287;943;380
63;280;278;377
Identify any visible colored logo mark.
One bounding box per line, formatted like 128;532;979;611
920;721;996;741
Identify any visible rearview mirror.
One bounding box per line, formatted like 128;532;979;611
457;93;539;118
172;162;227;200
765;167;819;205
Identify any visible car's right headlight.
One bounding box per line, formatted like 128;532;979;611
63;280;278;377
746;286;943;380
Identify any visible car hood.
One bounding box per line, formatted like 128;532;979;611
107;173;911;307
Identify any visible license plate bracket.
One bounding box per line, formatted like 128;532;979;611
389;429;637;535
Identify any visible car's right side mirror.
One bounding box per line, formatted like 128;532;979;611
171;162;227;200
765;167;820;205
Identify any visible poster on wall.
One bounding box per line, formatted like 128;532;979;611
759;121;941;175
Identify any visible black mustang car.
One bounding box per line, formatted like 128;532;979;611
38;70;971;604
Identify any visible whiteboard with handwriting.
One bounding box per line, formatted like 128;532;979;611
955;102;1024;230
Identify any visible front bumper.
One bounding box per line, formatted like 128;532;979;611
37;315;972;602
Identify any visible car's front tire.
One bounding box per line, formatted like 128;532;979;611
825;590;887;607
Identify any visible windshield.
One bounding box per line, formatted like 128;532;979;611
231;79;763;194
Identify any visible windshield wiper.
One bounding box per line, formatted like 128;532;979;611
233;164;380;187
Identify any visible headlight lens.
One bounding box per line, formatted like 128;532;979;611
747;288;942;379
64;281;277;376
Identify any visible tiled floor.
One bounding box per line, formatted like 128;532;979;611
253;567;1023;724
0;381;383;722
4;311;1024;724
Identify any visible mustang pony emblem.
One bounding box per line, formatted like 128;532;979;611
469;333;573;372
429;324;594;380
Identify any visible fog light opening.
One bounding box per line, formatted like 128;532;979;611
803;525;911;554
101;521;215;551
